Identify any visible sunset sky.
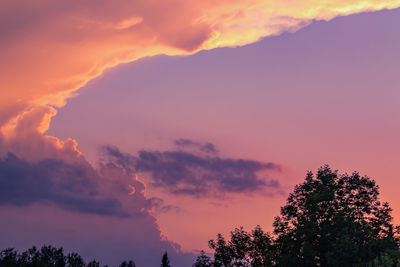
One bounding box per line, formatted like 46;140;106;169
1;1;400;266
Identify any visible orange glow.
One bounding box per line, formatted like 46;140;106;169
135;175;146;196
128;185;136;195
1;2;400;257
1;0;399;132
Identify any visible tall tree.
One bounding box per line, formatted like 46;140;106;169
273;165;400;266
192;250;212;267
208;226;274;267
119;260;136;267
0;248;18;267
196;165;400;267
66;252;85;267
161;252;171;267
0;245;138;267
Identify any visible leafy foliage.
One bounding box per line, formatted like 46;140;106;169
119;260;136;267
193;250;212;267
0;245;135;267
198;165;400;267
273;165;399;266
2;165;400;267
208;226;273;267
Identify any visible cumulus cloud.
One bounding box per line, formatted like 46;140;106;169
0;106;161;218
102;141;281;197
0;106;193;266
0;0;397;207
0;2;399;264
0;152;127;217
0;148;161;218
1;0;399;130
0;106;81;163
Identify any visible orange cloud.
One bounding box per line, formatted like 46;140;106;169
0;105;81;163
0;3;399;258
0;0;399;157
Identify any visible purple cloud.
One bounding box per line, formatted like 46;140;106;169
175;138;218;154
102;140;281;197
0;152;129;217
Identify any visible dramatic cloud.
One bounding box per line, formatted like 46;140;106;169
0;152;127;217
1;1;399;130
1;2;399;265
0;105;165;218
103;141;281;197
0;107;193;265
0;0;398;217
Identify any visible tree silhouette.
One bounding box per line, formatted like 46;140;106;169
119;260;136;267
208;226;274;267
1;166;399;267
87;260;100;267
0;245;136;267
67;252;85;267
273;165;400;266
0;248;18;267
161;251;171;267
192;250;212;267
197;165;400;267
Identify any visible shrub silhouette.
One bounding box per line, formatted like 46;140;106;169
199;165;400;267
0;245;135;267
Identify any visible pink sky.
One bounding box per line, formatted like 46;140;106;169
47;7;400;254
1;2;400;266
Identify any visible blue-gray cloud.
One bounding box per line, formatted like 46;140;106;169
0;152;196;266
0;152;128;217
102;140;281;197
174;138;218;154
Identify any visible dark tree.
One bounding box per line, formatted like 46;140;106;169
361;251;400;267
248;226;275;266
87;260;100;267
196;165;400;267
17;245;66;267
161;252;171;267
208;226;274;267
40;246;66;266
66;252;85;267
0;245;67;267
273;165;400;267
119;260;136;267
0;245;137;267
192;250;212;267
0;248;18;267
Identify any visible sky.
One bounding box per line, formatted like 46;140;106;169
1;1;400;266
